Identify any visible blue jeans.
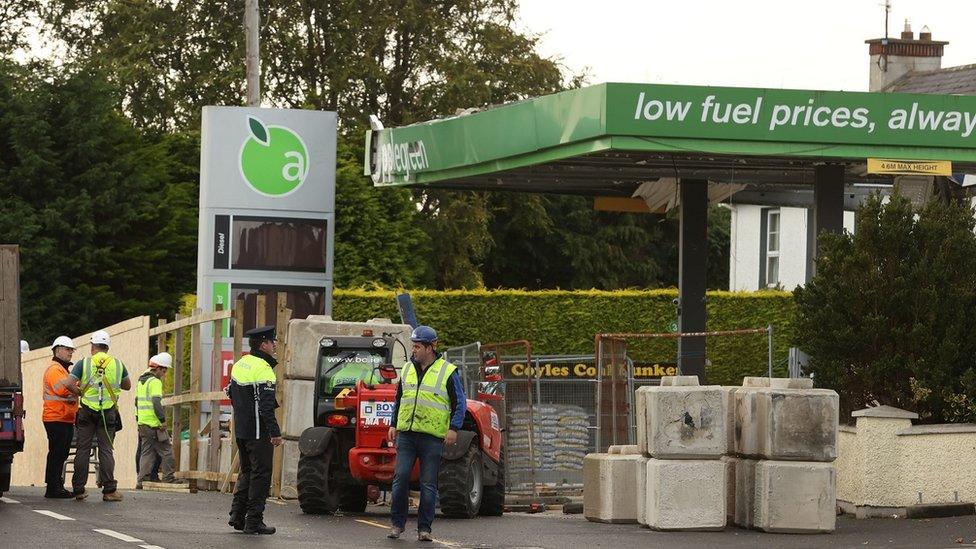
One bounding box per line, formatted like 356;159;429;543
390;431;444;533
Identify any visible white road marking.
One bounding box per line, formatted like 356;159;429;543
354;518;459;547
139;545;166;549
33;509;75;521
0;497;20;503
94;529;144;543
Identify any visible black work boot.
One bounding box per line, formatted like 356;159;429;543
243;521;276;535
228;512;245;531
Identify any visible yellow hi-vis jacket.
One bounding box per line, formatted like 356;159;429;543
79;352;123;411
395;357;457;438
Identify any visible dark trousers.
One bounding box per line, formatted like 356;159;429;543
43;421;74;492
390;431;444;534
135;435;162;480
230;437;274;524
72;405;117;494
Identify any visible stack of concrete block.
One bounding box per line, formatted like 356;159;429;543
639;375;728;531
278;316;412;495
583;448;646;523
732;377;839;533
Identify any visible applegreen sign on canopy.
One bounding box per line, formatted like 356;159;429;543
364;82;976;193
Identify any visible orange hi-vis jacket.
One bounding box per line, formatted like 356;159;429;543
43;360;79;423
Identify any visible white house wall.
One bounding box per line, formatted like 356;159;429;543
728;205;854;292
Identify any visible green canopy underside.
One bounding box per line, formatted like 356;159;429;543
366;83;976;195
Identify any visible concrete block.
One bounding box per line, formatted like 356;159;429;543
660;375;700;387
735;388;838;461
742;377;770;388
769;377;814;390
723;386;738;453
280;439;301;499
637;455;648;526
733;387;764;456
635;386;652;455
734;458;759;527
618;445;641;455
761;389;837;461
754;460;836;533
178;437;232;474
722;455;737;523
284;317;412;379
644;458;727;530
282;379;316;438
583;453;644;523
643;385;727;459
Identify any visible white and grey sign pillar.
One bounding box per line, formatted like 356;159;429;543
195;106;337;402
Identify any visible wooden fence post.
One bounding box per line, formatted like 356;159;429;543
271;294;290;498
188;307;202;492
172;313;184;471
209;303;223;491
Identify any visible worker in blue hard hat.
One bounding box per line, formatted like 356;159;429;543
387;325;467;542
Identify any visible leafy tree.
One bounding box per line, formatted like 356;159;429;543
333;136;431;288
0;60;196;344
794;194;976;423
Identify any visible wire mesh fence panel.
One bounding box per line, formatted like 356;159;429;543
444;341;482;397
596;327;773;448
596;336;630;452
531;373;597;494
481;341;536;496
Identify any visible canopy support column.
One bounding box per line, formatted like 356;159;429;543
678;178;707;382
808;165;845;278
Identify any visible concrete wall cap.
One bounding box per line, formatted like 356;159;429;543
851;405;919;419
897;423;976;436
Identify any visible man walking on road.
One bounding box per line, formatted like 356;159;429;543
387;325;466;542
135;352;180;489
66;330;131;502
42;336;78;499
227;325;282;535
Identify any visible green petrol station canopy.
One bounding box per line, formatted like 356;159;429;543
365;82;976;196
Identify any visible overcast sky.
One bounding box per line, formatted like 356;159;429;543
516;0;976;92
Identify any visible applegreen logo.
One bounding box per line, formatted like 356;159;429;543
239;116;309;196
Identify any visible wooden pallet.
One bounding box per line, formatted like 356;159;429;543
141;481;190;493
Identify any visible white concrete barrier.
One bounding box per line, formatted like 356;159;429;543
735;387;838;461
753;460;836;533
583;453;644;523
282;379;316;438
642;385;727;459
644;458;726;530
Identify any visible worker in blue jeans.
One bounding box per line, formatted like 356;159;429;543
387;326;466;542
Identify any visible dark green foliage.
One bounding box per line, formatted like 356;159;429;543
795;194;976;423
333;288;794;386
0;61;197;345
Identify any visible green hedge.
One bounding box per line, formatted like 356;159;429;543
333;289;795;386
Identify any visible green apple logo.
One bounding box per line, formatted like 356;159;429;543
239;116;309;196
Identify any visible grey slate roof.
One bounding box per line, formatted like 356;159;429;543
884;63;976;94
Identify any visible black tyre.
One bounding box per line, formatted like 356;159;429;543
297;442;341;514
339;483;368;513
478;452;504;516
438;442;483;519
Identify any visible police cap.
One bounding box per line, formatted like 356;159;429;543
244;325;277;341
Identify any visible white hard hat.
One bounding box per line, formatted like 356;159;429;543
91;330;110;346
149;352;173;369
20;340;29;353
51;336;76;350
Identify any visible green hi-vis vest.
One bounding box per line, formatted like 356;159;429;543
79;352;123;411
136;375;163;428
396;357;456;438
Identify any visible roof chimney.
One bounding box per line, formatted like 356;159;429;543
901;19;913;40
866;23;947;91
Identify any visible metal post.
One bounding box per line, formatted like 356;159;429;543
244;0;261;107
767;324;774;378
811;165;845;276
678;179;708;382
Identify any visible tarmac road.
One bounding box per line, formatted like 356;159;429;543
2;485;975;548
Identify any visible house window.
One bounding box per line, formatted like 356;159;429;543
766;210;780;288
